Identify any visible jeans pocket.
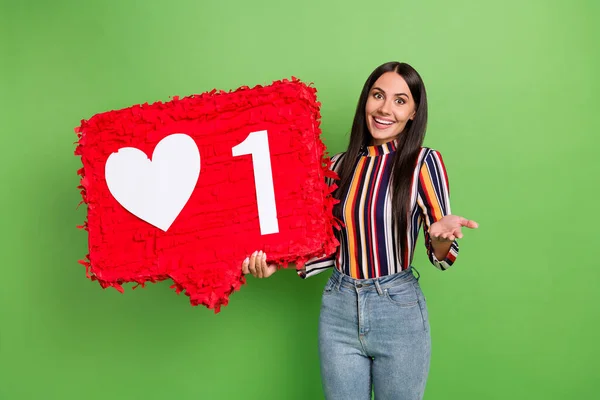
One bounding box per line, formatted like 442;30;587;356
323;278;336;295
383;282;418;308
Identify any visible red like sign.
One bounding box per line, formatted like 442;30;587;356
74;78;338;312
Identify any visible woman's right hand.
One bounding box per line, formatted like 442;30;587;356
242;250;278;278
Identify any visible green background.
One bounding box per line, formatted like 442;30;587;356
1;0;598;399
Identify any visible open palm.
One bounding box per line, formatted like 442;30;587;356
429;215;478;242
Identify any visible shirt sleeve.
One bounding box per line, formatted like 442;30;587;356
417;149;459;270
297;152;345;279
298;254;336;279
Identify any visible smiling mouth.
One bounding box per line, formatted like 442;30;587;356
372;116;395;128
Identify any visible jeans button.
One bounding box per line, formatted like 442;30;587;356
356;283;363;288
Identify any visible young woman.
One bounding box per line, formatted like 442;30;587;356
242;61;478;400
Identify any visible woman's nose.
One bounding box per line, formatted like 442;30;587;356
378;100;392;115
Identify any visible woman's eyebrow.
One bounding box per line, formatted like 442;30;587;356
372;86;409;98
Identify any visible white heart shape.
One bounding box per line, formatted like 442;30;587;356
105;134;200;231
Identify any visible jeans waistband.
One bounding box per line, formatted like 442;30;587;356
330;267;419;295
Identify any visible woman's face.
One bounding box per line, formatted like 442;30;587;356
365;71;416;146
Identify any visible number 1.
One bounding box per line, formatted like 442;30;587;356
232;130;279;235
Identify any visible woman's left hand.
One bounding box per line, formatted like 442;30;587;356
429;215;479;242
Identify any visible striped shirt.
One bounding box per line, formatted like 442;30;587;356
301;140;459;279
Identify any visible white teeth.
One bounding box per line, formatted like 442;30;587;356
374;117;393;125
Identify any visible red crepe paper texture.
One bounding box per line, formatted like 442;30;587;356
74;78;339;313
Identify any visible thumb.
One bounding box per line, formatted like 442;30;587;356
269;264;278;273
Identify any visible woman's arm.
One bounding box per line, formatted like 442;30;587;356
417;149;478;269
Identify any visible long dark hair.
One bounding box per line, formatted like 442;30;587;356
333;61;428;241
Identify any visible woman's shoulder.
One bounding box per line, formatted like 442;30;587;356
417;147;450;176
418;146;445;163
323;151;346;173
330;151;346;163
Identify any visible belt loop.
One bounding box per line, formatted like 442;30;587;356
411;266;420;281
336;272;342;291
374;279;383;295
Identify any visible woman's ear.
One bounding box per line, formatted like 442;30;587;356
409;110;416;120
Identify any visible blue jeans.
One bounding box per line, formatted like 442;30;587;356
318;267;431;400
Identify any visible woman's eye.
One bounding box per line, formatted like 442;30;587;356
373;92;383;99
395;98;405;104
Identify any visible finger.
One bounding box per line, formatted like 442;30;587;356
256;251;265;279
260;252;268;278
257;251;264;278
242;257;250;275
452;228;462;240
249;251;258;277
459;217;479;229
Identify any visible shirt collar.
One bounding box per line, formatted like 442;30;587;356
362;139;398;157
